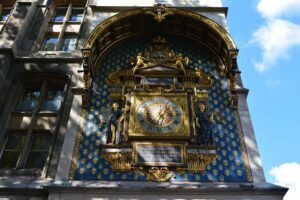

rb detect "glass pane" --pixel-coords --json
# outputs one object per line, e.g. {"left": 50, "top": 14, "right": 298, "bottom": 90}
{"left": 4, "top": 135, "right": 26, "bottom": 150}
{"left": 0, "top": 135, "right": 25, "bottom": 168}
{"left": 30, "top": 134, "right": 51, "bottom": 151}
{"left": 25, "top": 152, "right": 49, "bottom": 169}
{"left": 61, "top": 37, "right": 77, "bottom": 51}
{"left": 70, "top": 9, "right": 84, "bottom": 21}
{"left": 0, "top": 9, "right": 10, "bottom": 21}
{"left": 25, "top": 134, "right": 51, "bottom": 169}
{"left": 41, "top": 90, "right": 63, "bottom": 111}
{"left": 0, "top": 151, "right": 21, "bottom": 168}
{"left": 52, "top": 8, "right": 67, "bottom": 22}
{"left": 42, "top": 37, "right": 58, "bottom": 51}
{"left": 16, "top": 89, "right": 40, "bottom": 111}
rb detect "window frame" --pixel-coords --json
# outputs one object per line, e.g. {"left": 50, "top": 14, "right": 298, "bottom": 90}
{"left": 41, "top": 4, "right": 86, "bottom": 52}
{"left": 0, "top": 6, "right": 13, "bottom": 32}
{"left": 52, "top": 7, "right": 68, "bottom": 22}
{"left": 69, "top": 8, "right": 84, "bottom": 22}
{"left": 0, "top": 73, "right": 69, "bottom": 175}
{"left": 42, "top": 35, "right": 59, "bottom": 51}
{"left": 60, "top": 35, "right": 78, "bottom": 51}
{"left": 14, "top": 77, "right": 66, "bottom": 113}
{"left": 0, "top": 131, "right": 26, "bottom": 169}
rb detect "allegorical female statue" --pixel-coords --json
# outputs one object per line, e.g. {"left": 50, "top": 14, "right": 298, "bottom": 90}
{"left": 103, "top": 102, "right": 128, "bottom": 145}
{"left": 194, "top": 103, "right": 214, "bottom": 145}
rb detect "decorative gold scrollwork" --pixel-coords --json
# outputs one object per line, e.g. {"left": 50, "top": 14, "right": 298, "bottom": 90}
{"left": 196, "top": 70, "right": 213, "bottom": 87}
{"left": 187, "top": 153, "right": 218, "bottom": 173}
{"left": 139, "top": 167, "right": 175, "bottom": 182}
{"left": 102, "top": 152, "right": 132, "bottom": 171}
{"left": 106, "top": 70, "right": 120, "bottom": 85}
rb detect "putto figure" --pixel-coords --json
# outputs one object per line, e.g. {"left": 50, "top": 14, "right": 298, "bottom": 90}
{"left": 132, "top": 53, "right": 149, "bottom": 74}
{"left": 173, "top": 53, "right": 189, "bottom": 75}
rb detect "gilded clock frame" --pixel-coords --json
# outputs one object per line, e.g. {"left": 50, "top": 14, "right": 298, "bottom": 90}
{"left": 136, "top": 97, "right": 182, "bottom": 131}
{"left": 128, "top": 93, "right": 191, "bottom": 139}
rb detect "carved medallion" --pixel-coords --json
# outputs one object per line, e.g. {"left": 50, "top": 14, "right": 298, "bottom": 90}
{"left": 140, "top": 167, "right": 175, "bottom": 182}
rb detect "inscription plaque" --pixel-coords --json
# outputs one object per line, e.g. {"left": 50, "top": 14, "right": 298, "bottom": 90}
{"left": 143, "top": 76, "right": 174, "bottom": 85}
{"left": 133, "top": 142, "right": 186, "bottom": 166}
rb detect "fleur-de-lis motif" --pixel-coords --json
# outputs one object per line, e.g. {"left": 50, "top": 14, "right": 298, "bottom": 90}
{"left": 146, "top": 4, "right": 174, "bottom": 23}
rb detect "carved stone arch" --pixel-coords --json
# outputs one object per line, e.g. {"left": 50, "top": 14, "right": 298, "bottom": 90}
{"left": 84, "top": 7, "right": 237, "bottom": 51}
{"left": 81, "top": 6, "right": 239, "bottom": 108}
{"left": 83, "top": 7, "right": 238, "bottom": 74}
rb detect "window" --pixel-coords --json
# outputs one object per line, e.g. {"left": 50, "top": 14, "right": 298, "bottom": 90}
{"left": 61, "top": 36, "right": 77, "bottom": 51}
{"left": 16, "top": 86, "right": 64, "bottom": 111}
{"left": 0, "top": 8, "right": 11, "bottom": 21}
{"left": 16, "top": 89, "right": 40, "bottom": 111}
{"left": 52, "top": 8, "right": 67, "bottom": 22}
{"left": 15, "top": 80, "right": 65, "bottom": 112}
{"left": 42, "top": 5, "right": 84, "bottom": 51}
{"left": 42, "top": 36, "right": 58, "bottom": 51}
{"left": 41, "top": 89, "right": 63, "bottom": 111}
{"left": 52, "top": 8, "right": 84, "bottom": 23}
{"left": 0, "top": 131, "right": 51, "bottom": 170}
{"left": 69, "top": 9, "right": 84, "bottom": 22}
{"left": 0, "top": 134, "right": 25, "bottom": 169}
{"left": 0, "top": 75, "right": 68, "bottom": 172}
{"left": 24, "top": 133, "right": 51, "bottom": 169}
{"left": 0, "top": 7, "right": 12, "bottom": 31}
{"left": 42, "top": 36, "right": 78, "bottom": 51}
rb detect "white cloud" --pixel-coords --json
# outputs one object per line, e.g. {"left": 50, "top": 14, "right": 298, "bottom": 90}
{"left": 257, "top": 0, "right": 300, "bottom": 19}
{"left": 265, "top": 79, "right": 281, "bottom": 87}
{"left": 269, "top": 162, "right": 300, "bottom": 200}
{"left": 252, "top": 19, "right": 300, "bottom": 72}
{"left": 251, "top": 0, "right": 300, "bottom": 73}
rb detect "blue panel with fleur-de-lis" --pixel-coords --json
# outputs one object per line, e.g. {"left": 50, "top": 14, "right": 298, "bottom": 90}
{"left": 72, "top": 34, "right": 253, "bottom": 182}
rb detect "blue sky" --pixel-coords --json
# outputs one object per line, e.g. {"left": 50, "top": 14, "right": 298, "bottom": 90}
{"left": 223, "top": 0, "right": 300, "bottom": 199}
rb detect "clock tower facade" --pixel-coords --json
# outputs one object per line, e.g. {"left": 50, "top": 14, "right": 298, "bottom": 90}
{"left": 0, "top": 0, "right": 288, "bottom": 199}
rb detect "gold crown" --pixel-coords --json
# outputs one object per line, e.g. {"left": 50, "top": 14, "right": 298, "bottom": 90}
{"left": 152, "top": 36, "right": 167, "bottom": 44}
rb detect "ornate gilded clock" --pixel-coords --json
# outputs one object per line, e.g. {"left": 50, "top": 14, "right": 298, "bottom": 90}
{"left": 136, "top": 97, "right": 182, "bottom": 134}
{"left": 128, "top": 93, "right": 191, "bottom": 139}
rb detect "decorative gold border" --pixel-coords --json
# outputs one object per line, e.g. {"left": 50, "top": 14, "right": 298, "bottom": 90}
{"left": 133, "top": 142, "right": 186, "bottom": 166}
{"left": 234, "top": 111, "right": 253, "bottom": 182}
{"left": 68, "top": 108, "right": 87, "bottom": 179}
{"left": 84, "top": 8, "right": 237, "bottom": 50}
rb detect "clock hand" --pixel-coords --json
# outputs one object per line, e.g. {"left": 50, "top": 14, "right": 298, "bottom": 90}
{"left": 156, "top": 104, "right": 165, "bottom": 125}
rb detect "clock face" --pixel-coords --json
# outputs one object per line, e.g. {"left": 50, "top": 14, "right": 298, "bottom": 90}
{"left": 136, "top": 97, "right": 183, "bottom": 133}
